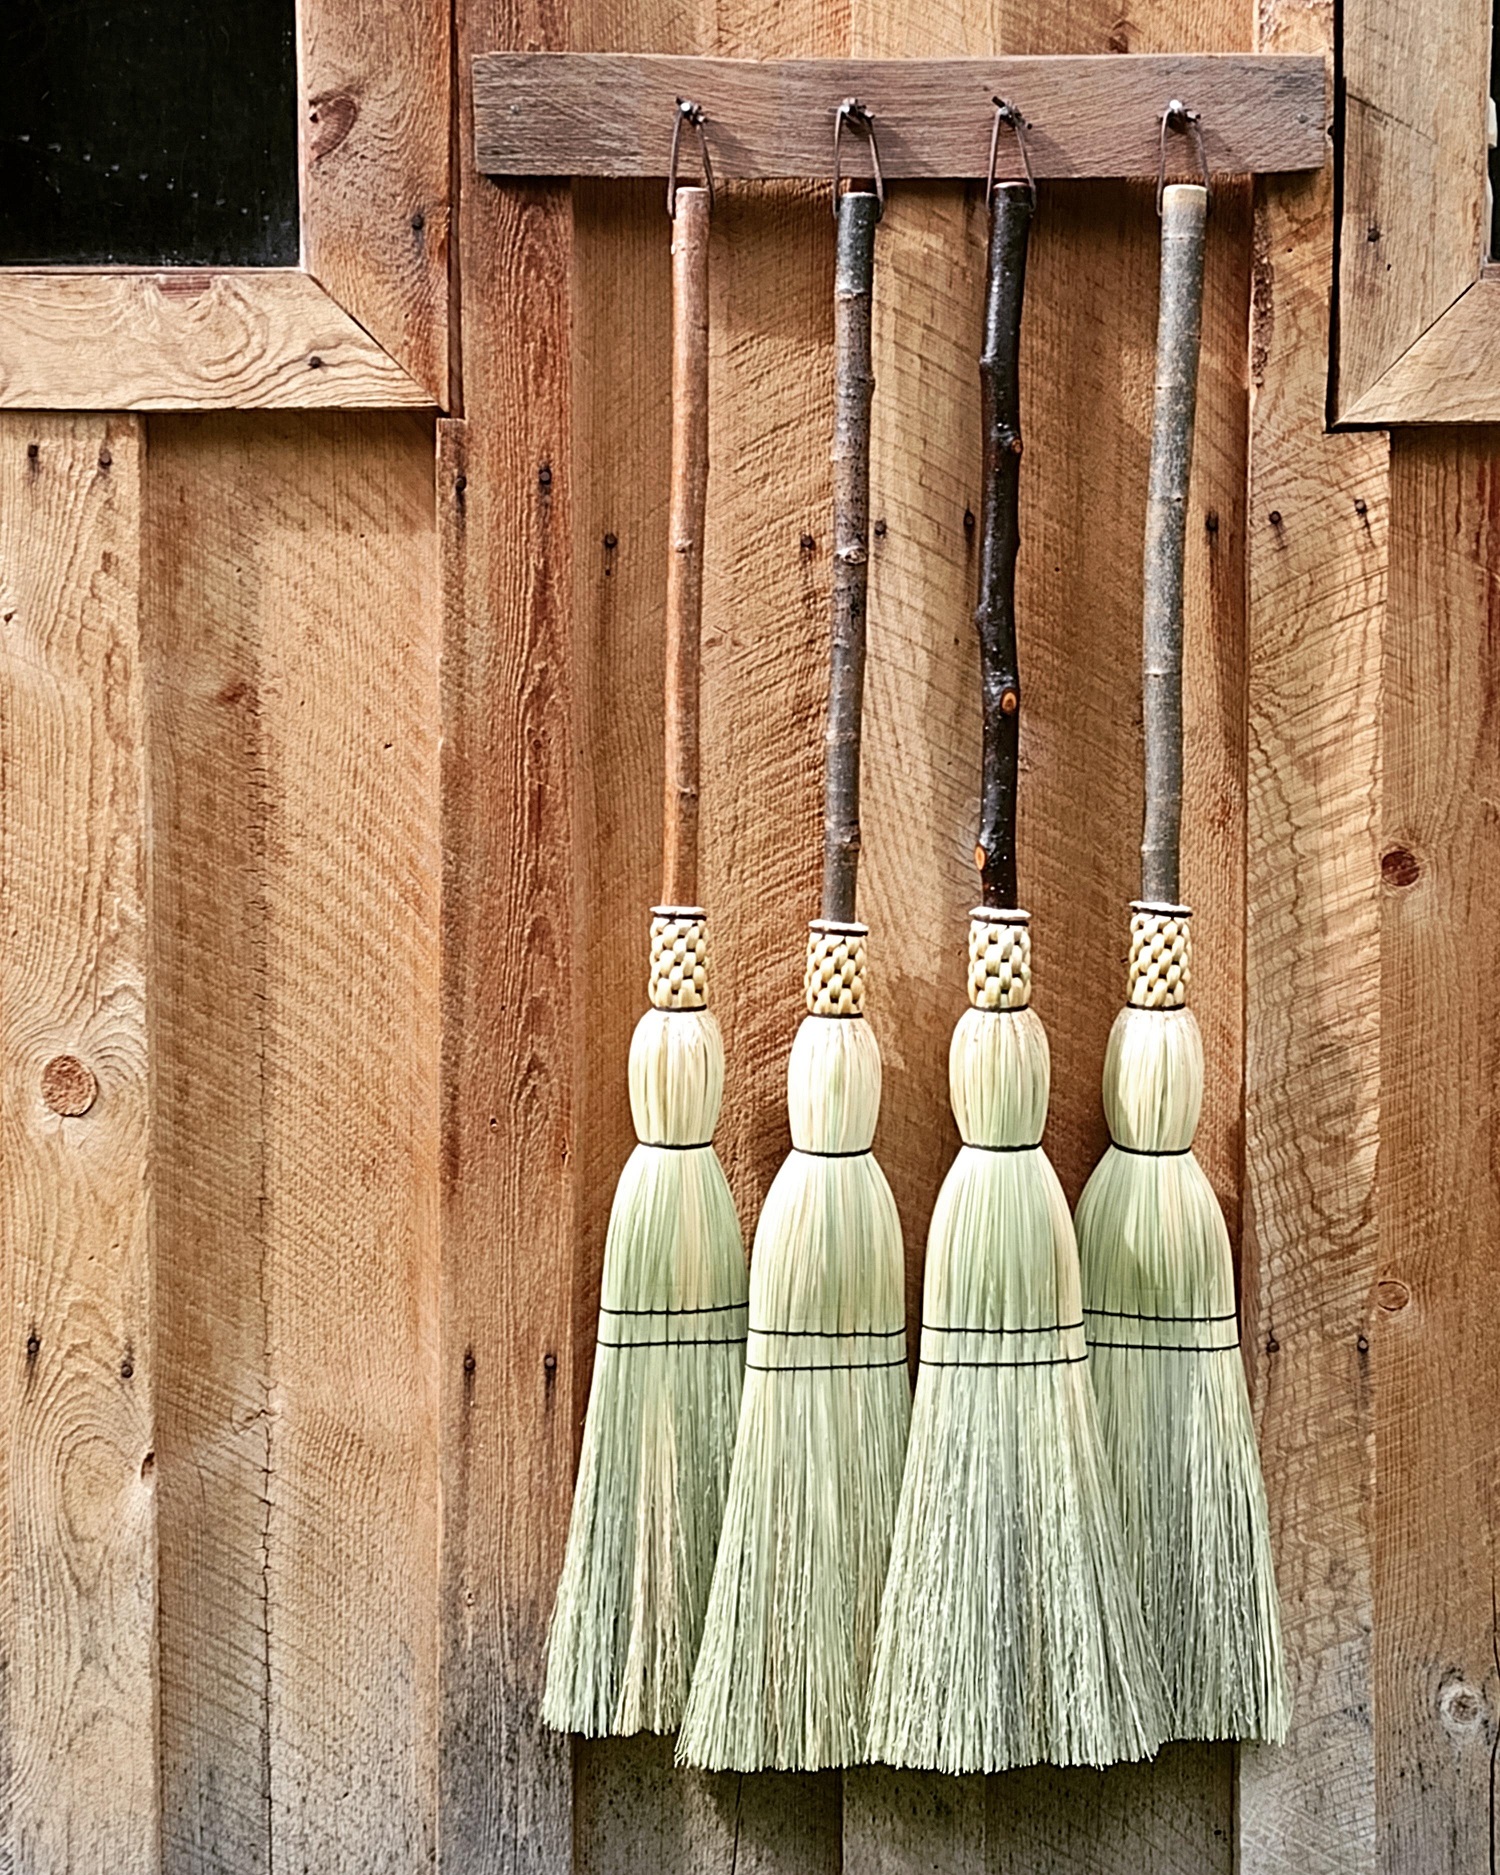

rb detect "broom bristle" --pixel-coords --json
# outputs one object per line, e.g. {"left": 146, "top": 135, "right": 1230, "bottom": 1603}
{"left": 543, "top": 957, "right": 747, "bottom": 1739}
{"left": 1075, "top": 984, "right": 1290, "bottom": 1744}
{"left": 867, "top": 918, "right": 1168, "bottom": 1774}
{"left": 677, "top": 996, "right": 909, "bottom": 1773}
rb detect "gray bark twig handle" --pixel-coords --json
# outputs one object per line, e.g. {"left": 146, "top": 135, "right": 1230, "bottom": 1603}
{"left": 823, "top": 189, "right": 879, "bottom": 925}
{"left": 1140, "top": 181, "right": 1207, "bottom": 905}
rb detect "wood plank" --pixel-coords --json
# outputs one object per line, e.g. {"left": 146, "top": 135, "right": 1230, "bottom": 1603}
{"left": 1341, "top": 281, "right": 1500, "bottom": 427}
{"left": 0, "top": 414, "right": 160, "bottom": 1873}
{"left": 146, "top": 413, "right": 441, "bottom": 1873}
{"left": 1336, "top": 0, "right": 1487, "bottom": 418}
{"left": 1379, "top": 431, "right": 1500, "bottom": 1875}
{"left": 440, "top": 0, "right": 581, "bottom": 1851}
{"left": 1238, "top": 0, "right": 1387, "bottom": 1865}
{"left": 0, "top": 271, "right": 431, "bottom": 412}
{"left": 474, "top": 53, "right": 1327, "bottom": 180}
{"left": 300, "top": 0, "right": 453, "bottom": 403}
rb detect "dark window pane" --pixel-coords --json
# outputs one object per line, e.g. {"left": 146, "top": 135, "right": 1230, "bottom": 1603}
{"left": 1, "top": 1, "right": 299, "bottom": 267}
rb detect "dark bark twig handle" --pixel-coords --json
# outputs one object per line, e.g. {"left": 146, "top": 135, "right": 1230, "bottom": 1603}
{"left": 975, "top": 182, "right": 1033, "bottom": 910}
{"left": 823, "top": 189, "right": 879, "bottom": 925}
{"left": 1140, "top": 182, "right": 1207, "bottom": 905}
{"left": 661, "top": 185, "right": 711, "bottom": 907}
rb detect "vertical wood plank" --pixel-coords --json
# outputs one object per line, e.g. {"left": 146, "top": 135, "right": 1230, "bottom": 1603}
{"left": 1379, "top": 432, "right": 1500, "bottom": 1874}
{"left": 146, "top": 413, "right": 441, "bottom": 1875}
{"left": 1239, "top": 0, "right": 1387, "bottom": 1867}
{"left": 442, "top": 2, "right": 581, "bottom": 1861}
{"left": 0, "top": 414, "right": 160, "bottom": 1874}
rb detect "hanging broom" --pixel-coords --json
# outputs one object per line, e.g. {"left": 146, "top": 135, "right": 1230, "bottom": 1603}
{"left": 865, "top": 135, "right": 1168, "bottom": 1776}
{"left": 543, "top": 158, "right": 750, "bottom": 1740}
{"left": 1072, "top": 145, "right": 1289, "bottom": 1743}
{"left": 678, "top": 135, "right": 909, "bottom": 1775}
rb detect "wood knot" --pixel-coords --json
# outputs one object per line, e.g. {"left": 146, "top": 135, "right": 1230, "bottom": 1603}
{"left": 1439, "top": 1681, "right": 1486, "bottom": 1730}
{"left": 308, "top": 91, "right": 359, "bottom": 163}
{"left": 1381, "top": 845, "right": 1421, "bottom": 890}
{"left": 974, "top": 844, "right": 987, "bottom": 872}
{"left": 1375, "top": 1278, "right": 1410, "bottom": 1312}
{"left": 41, "top": 1055, "right": 97, "bottom": 1116}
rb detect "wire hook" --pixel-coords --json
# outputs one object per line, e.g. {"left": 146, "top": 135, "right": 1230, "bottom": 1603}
{"left": 667, "top": 98, "right": 715, "bottom": 218}
{"left": 986, "top": 98, "right": 1036, "bottom": 211}
{"left": 832, "top": 98, "right": 885, "bottom": 218}
{"left": 1156, "top": 99, "right": 1210, "bottom": 215}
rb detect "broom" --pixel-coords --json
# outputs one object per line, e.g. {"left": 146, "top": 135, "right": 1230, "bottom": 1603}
{"left": 1072, "top": 159, "right": 1290, "bottom": 1743}
{"left": 865, "top": 146, "right": 1168, "bottom": 1776}
{"left": 678, "top": 154, "right": 910, "bottom": 1775}
{"left": 543, "top": 169, "right": 749, "bottom": 1739}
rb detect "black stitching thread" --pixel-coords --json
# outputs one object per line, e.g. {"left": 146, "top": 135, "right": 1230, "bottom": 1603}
{"left": 963, "top": 1140, "right": 1042, "bottom": 1153}
{"left": 598, "top": 1334, "right": 748, "bottom": 1350}
{"left": 750, "top": 1324, "right": 904, "bottom": 1339}
{"left": 746, "top": 1355, "right": 908, "bottom": 1373}
{"left": 793, "top": 1146, "right": 872, "bottom": 1159}
{"left": 1086, "top": 1338, "right": 1241, "bottom": 1353}
{"left": 1084, "top": 1305, "right": 1236, "bottom": 1323}
{"left": 920, "top": 1352, "right": 1089, "bottom": 1369}
{"left": 1108, "top": 1140, "right": 1192, "bottom": 1156}
{"left": 922, "top": 1319, "right": 1084, "bottom": 1336}
{"left": 600, "top": 1300, "right": 748, "bottom": 1317}
{"left": 641, "top": 1139, "right": 714, "bottom": 1150}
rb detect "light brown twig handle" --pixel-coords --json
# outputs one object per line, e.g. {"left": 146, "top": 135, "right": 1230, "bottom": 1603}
{"left": 1140, "top": 181, "right": 1206, "bottom": 905}
{"left": 661, "top": 184, "right": 710, "bottom": 907}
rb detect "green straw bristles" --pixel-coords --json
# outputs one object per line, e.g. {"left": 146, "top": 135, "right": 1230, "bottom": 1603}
{"left": 1074, "top": 905, "right": 1289, "bottom": 1742}
{"left": 677, "top": 924, "right": 910, "bottom": 1772}
{"left": 543, "top": 912, "right": 747, "bottom": 1738}
{"left": 866, "top": 912, "right": 1168, "bottom": 1773}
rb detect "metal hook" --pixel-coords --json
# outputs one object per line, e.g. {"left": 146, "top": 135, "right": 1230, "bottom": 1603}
{"left": 1156, "top": 99, "right": 1210, "bottom": 215}
{"left": 667, "top": 98, "right": 715, "bottom": 218}
{"left": 987, "top": 98, "right": 1036, "bottom": 211}
{"left": 832, "top": 98, "right": 885, "bottom": 219}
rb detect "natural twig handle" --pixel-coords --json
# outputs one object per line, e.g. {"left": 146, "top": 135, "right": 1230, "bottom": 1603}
{"left": 1140, "top": 182, "right": 1207, "bottom": 905}
{"left": 824, "top": 189, "right": 879, "bottom": 925}
{"left": 662, "top": 185, "right": 711, "bottom": 907}
{"left": 975, "top": 183, "right": 1033, "bottom": 910}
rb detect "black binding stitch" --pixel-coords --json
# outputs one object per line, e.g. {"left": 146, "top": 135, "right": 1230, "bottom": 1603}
{"left": 1084, "top": 1304, "right": 1236, "bottom": 1323}
{"left": 921, "top": 1351, "right": 1089, "bottom": 1369}
{"left": 747, "top": 1355, "right": 908, "bottom": 1373}
{"left": 642, "top": 1138, "right": 714, "bottom": 1150}
{"left": 600, "top": 1300, "right": 748, "bottom": 1317}
{"left": 599, "top": 1333, "right": 748, "bottom": 1350}
{"left": 1108, "top": 1140, "right": 1192, "bottom": 1156}
{"left": 963, "top": 1141, "right": 1042, "bottom": 1153}
{"left": 794, "top": 1146, "right": 872, "bottom": 1159}
{"left": 1087, "top": 1337, "right": 1241, "bottom": 1353}
{"left": 923, "top": 1318, "right": 1084, "bottom": 1335}
{"left": 750, "top": 1324, "right": 904, "bottom": 1339}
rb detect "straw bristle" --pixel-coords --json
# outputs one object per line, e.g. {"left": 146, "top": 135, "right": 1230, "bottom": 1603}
{"left": 677, "top": 1012, "right": 909, "bottom": 1772}
{"left": 543, "top": 1004, "right": 746, "bottom": 1738}
{"left": 1074, "top": 1003, "right": 1290, "bottom": 1743}
{"left": 867, "top": 994, "right": 1169, "bottom": 1773}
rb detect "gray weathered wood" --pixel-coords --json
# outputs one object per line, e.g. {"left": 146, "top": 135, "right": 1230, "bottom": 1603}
{"left": 474, "top": 54, "right": 1326, "bottom": 182}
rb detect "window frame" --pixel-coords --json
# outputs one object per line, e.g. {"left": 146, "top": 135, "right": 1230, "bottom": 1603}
{"left": 0, "top": 0, "right": 450, "bottom": 411}
{"left": 1336, "top": 0, "right": 1496, "bottom": 423}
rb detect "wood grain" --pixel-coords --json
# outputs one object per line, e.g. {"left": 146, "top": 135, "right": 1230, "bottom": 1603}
{"left": 1239, "top": 0, "right": 1387, "bottom": 1865}
{"left": 0, "top": 271, "right": 431, "bottom": 412}
{"left": 146, "top": 412, "right": 442, "bottom": 1874}
{"left": 1341, "top": 281, "right": 1500, "bottom": 427}
{"left": 300, "top": 0, "right": 452, "bottom": 403}
{"left": 0, "top": 415, "right": 159, "bottom": 1873}
{"left": 1336, "top": 0, "right": 1488, "bottom": 419}
{"left": 441, "top": 0, "right": 581, "bottom": 1856}
{"left": 1379, "top": 431, "right": 1500, "bottom": 1874}
{"left": 474, "top": 52, "right": 1326, "bottom": 180}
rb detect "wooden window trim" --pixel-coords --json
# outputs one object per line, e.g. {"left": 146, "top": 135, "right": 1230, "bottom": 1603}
{"left": 1336, "top": 0, "right": 1494, "bottom": 424}
{"left": 0, "top": 0, "right": 450, "bottom": 412}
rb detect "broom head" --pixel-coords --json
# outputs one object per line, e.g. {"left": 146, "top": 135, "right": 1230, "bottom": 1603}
{"left": 678, "top": 921, "right": 909, "bottom": 1772}
{"left": 867, "top": 911, "right": 1168, "bottom": 1772}
{"left": 543, "top": 910, "right": 747, "bottom": 1738}
{"left": 1074, "top": 904, "right": 1289, "bottom": 1742}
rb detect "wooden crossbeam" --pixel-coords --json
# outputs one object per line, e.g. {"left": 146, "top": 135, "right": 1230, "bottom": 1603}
{"left": 473, "top": 53, "right": 1326, "bottom": 181}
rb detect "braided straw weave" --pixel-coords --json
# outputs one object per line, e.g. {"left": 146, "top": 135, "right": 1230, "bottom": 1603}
{"left": 967, "top": 909, "right": 1031, "bottom": 1010}
{"left": 803, "top": 920, "right": 867, "bottom": 1017}
{"left": 649, "top": 908, "right": 709, "bottom": 1010}
{"left": 1126, "top": 902, "right": 1191, "bottom": 1010}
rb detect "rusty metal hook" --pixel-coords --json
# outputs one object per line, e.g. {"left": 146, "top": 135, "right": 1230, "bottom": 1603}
{"left": 667, "top": 98, "right": 715, "bottom": 217}
{"left": 1156, "top": 99, "right": 1210, "bottom": 215}
{"left": 832, "top": 98, "right": 885, "bottom": 218}
{"left": 987, "top": 97, "right": 1036, "bottom": 211}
